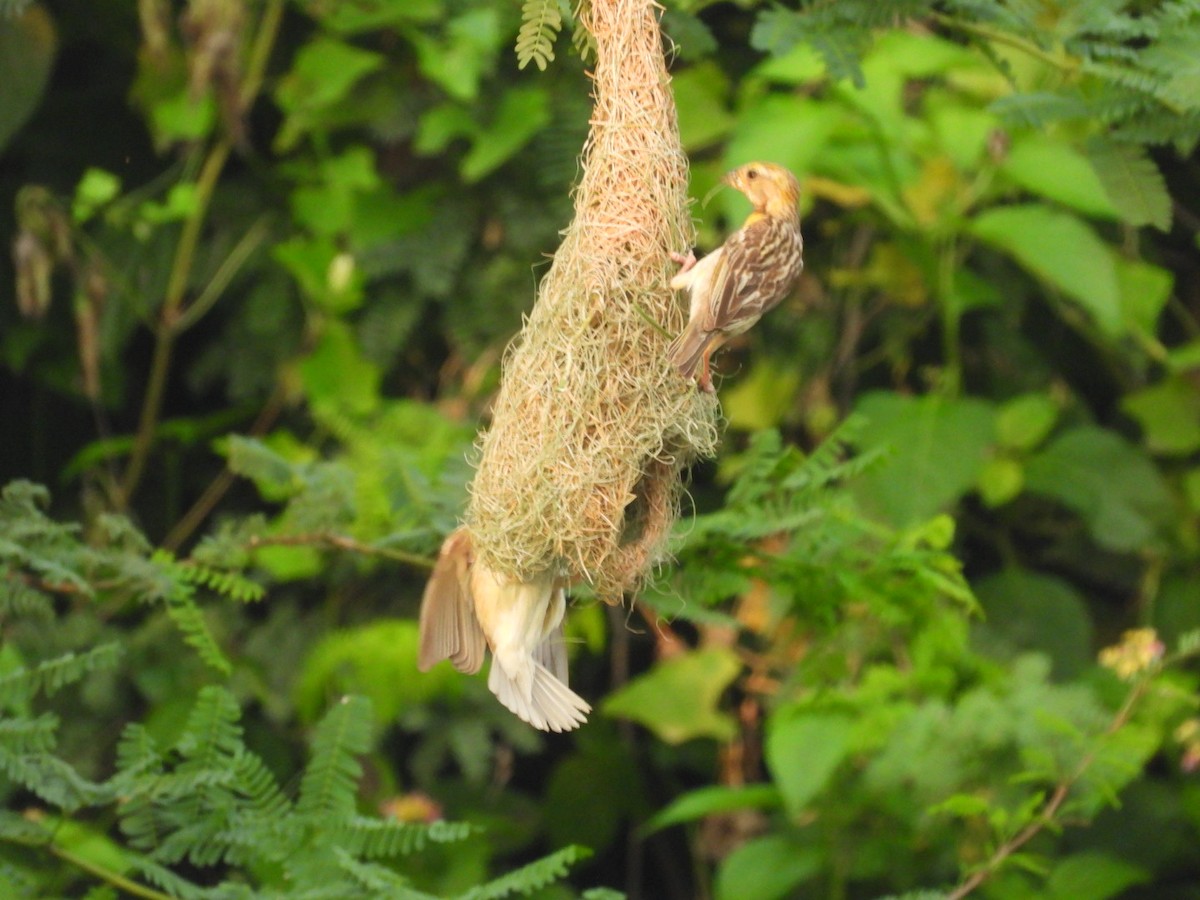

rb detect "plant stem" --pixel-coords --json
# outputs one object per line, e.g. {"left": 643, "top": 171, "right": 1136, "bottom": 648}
{"left": 119, "top": 141, "right": 231, "bottom": 509}
{"left": 117, "top": 0, "right": 285, "bottom": 510}
{"left": 930, "top": 12, "right": 1080, "bottom": 74}
{"left": 939, "top": 238, "right": 961, "bottom": 395}
{"left": 175, "top": 215, "right": 271, "bottom": 334}
{"left": 243, "top": 532, "right": 436, "bottom": 570}
{"left": 2, "top": 835, "right": 178, "bottom": 900}
{"left": 946, "top": 677, "right": 1150, "bottom": 899}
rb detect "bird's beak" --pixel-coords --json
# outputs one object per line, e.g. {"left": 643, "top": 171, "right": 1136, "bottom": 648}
{"left": 721, "top": 170, "right": 739, "bottom": 189}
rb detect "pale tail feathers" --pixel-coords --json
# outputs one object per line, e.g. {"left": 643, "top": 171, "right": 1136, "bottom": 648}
{"left": 417, "top": 529, "right": 486, "bottom": 674}
{"left": 488, "top": 654, "right": 591, "bottom": 733}
{"left": 534, "top": 625, "right": 569, "bottom": 686}
{"left": 667, "top": 323, "right": 714, "bottom": 380}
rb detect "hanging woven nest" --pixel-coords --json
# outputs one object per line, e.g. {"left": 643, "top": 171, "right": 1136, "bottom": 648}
{"left": 464, "top": 0, "right": 719, "bottom": 601}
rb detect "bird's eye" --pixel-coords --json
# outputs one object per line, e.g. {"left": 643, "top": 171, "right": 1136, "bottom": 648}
{"left": 746, "top": 169, "right": 758, "bottom": 179}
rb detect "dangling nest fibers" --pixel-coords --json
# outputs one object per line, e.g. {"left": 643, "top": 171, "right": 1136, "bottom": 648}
{"left": 465, "top": 0, "right": 720, "bottom": 601}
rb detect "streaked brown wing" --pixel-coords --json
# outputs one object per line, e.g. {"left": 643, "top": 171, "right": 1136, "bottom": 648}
{"left": 704, "top": 219, "right": 802, "bottom": 333}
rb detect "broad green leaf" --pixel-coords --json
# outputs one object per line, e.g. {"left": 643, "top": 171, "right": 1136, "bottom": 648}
{"left": 1152, "top": 573, "right": 1200, "bottom": 646}
{"left": 765, "top": 710, "right": 853, "bottom": 817}
{"left": 715, "top": 834, "right": 821, "bottom": 900}
{"left": 1122, "top": 377, "right": 1200, "bottom": 455}
{"left": 1167, "top": 340, "right": 1200, "bottom": 374}
{"left": 661, "top": 9, "right": 718, "bottom": 61}
{"left": 277, "top": 38, "right": 385, "bottom": 112}
{"left": 999, "top": 135, "right": 1118, "bottom": 219}
{"left": 295, "top": 621, "right": 462, "bottom": 722}
{"left": 1024, "top": 427, "right": 1172, "bottom": 552}
{"left": 724, "top": 95, "right": 841, "bottom": 190}
{"left": 273, "top": 235, "right": 363, "bottom": 312}
{"left": 602, "top": 648, "right": 740, "bottom": 744}
{"left": 544, "top": 736, "right": 642, "bottom": 854}
{"left": 409, "top": 9, "right": 500, "bottom": 102}
{"left": 977, "top": 457, "right": 1023, "bottom": 507}
{"left": 1086, "top": 138, "right": 1171, "bottom": 231}
{"left": 996, "top": 393, "right": 1059, "bottom": 451}
{"left": 274, "top": 38, "right": 384, "bottom": 149}
{"left": 72, "top": 169, "right": 121, "bottom": 224}
{"left": 298, "top": 321, "right": 381, "bottom": 418}
{"left": 927, "top": 97, "right": 998, "bottom": 170}
{"left": 290, "top": 148, "right": 381, "bottom": 236}
{"left": 751, "top": 41, "right": 825, "bottom": 85}
{"left": 641, "top": 784, "right": 782, "bottom": 835}
{"left": 673, "top": 63, "right": 734, "bottom": 151}
{"left": 970, "top": 204, "right": 1121, "bottom": 335}
{"left": 414, "top": 103, "right": 477, "bottom": 155}
{"left": 314, "top": 0, "right": 441, "bottom": 32}
{"left": 251, "top": 543, "right": 323, "bottom": 581}
{"left": 1114, "top": 256, "right": 1174, "bottom": 337}
{"left": 0, "top": 6, "right": 56, "bottom": 154}
{"left": 722, "top": 359, "right": 802, "bottom": 431}
{"left": 974, "top": 568, "right": 1094, "bottom": 679}
{"left": 461, "top": 88, "right": 550, "bottom": 183}
{"left": 1046, "top": 852, "right": 1148, "bottom": 900}
{"left": 852, "top": 392, "right": 996, "bottom": 527}
{"left": 150, "top": 90, "right": 216, "bottom": 144}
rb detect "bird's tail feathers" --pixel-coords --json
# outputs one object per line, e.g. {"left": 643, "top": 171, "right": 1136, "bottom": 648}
{"left": 418, "top": 529, "right": 486, "bottom": 674}
{"left": 488, "top": 653, "right": 591, "bottom": 733}
{"left": 668, "top": 324, "right": 711, "bottom": 380}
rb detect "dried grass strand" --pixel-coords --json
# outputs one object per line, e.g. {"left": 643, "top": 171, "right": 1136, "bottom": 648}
{"left": 465, "top": 0, "right": 719, "bottom": 600}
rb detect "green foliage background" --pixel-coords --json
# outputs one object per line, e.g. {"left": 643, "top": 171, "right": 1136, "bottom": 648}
{"left": 1, "top": 0, "right": 1199, "bottom": 897}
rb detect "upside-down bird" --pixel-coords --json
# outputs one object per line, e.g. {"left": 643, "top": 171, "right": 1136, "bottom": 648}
{"left": 417, "top": 528, "right": 591, "bottom": 732}
{"left": 668, "top": 161, "right": 804, "bottom": 392}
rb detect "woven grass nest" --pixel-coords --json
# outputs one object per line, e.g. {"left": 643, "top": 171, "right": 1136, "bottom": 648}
{"left": 464, "top": 0, "right": 719, "bottom": 601}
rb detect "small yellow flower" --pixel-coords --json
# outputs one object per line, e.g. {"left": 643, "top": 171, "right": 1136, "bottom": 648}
{"left": 1098, "top": 628, "right": 1164, "bottom": 680}
{"left": 1175, "top": 718, "right": 1200, "bottom": 744}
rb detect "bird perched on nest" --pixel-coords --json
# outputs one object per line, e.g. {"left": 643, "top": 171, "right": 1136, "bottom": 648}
{"left": 668, "top": 161, "right": 804, "bottom": 392}
{"left": 418, "top": 528, "right": 591, "bottom": 732}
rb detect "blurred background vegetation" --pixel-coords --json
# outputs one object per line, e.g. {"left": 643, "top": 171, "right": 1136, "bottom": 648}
{"left": 1, "top": 0, "right": 1199, "bottom": 897}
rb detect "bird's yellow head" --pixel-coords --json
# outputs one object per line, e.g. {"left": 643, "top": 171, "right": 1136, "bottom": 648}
{"left": 724, "top": 162, "right": 801, "bottom": 221}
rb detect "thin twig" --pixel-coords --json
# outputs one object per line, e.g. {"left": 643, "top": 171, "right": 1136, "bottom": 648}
{"left": 4, "top": 834, "right": 176, "bottom": 900}
{"left": 946, "top": 676, "right": 1151, "bottom": 899}
{"left": 161, "top": 384, "right": 286, "bottom": 552}
{"left": 118, "top": 0, "right": 284, "bottom": 509}
{"left": 244, "top": 532, "right": 435, "bottom": 570}
{"left": 930, "top": 12, "right": 1080, "bottom": 73}
{"left": 175, "top": 215, "right": 272, "bottom": 333}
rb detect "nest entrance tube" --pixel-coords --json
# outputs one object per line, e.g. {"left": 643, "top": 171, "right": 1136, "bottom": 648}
{"left": 465, "top": 0, "right": 719, "bottom": 601}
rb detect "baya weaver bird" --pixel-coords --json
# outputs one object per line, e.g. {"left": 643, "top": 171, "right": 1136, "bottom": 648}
{"left": 418, "top": 528, "right": 590, "bottom": 732}
{"left": 668, "top": 161, "right": 804, "bottom": 392}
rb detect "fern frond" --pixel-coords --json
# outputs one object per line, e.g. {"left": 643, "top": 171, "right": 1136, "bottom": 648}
{"left": 0, "top": 576, "right": 53, "bottom": 621}
{"left": 145, "top": 554, "right": 234, "bottom": 676}
{"left": 178, "top": 686, "right": 244, "bottom": 773}
{"left": 0, "top": 643, "right": 122, "bottom": 708}
{"left": 231, "top": 749, "right": 291, "bottom": 822}
{"left": 0, "top": 749, "right": 109, "bottom": 811}
{"left": 0, "top": 713, "right": 58, "bottom": 754}
{"left": 1082, "top": 59, "right": 1181, "bottom": 107}
{"left": 516, "top": 0, "right": 563, "bottom": 71}
{"left": 458, "top": 844, "right": 592, "bottom": 899}
{"left": 297, "top": 695, "right": 374, "bottom": 820}
{"left": 990, "top": 91, "right": 1092, "bottom": 127}
{"left": 335, "top": 848, "right": 435, "bottom": 896}
{"left": 177, "top": 561, "right": 266, "bottom": 603}
{"left": 125, "top": 855, "right": 209, "bottom": 900}
{"left": 1085, "top": 137, "right": 1172, "bottom": 230}
{"left": 571, "top": 0, "right": 596, "bottom": 63}
{"left": 342, "top": 816, "right": 473, "bottom": 858}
